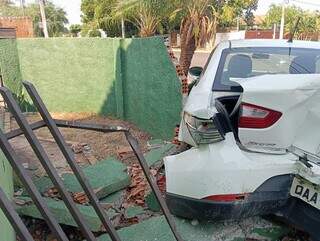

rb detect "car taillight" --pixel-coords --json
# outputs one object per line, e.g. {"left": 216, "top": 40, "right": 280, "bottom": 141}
{"left": 239, "top": 103, "right": 282, "bottom": 129}
{"left": 184, "top": 112, "right": 225, "bottom": 145}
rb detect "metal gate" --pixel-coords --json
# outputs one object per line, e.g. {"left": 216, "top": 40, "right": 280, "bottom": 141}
{"left": 0, "top": 81, "right": 183, "bottom": 241}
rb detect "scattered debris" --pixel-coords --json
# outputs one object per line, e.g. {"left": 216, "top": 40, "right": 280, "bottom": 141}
{"left": 144, "top": 143, "right": 176, "bottom": 167}
{"left": 145, "top": 192, "right": 160, "bottom": 212}
{"left": 96, "top": 216, "right": 290, "bottom": 241}
{"left": 72, "top": 192, "right": 89, "bottom": 205}
{"left": 24, "top": 158, "right": 130, "bottom": 200}
{"left": 16, "top": 197, "right": 118, "bottom": 232}
{"left": 117, "top": 146, "right": 135, "bottom": 160}
{"left": 125, "top": 206, "right": 145, "bottom": 219}
{"left": 8, "top": 113, "right": 300, "bottom": 240}
{"left": 125, "top": 164, "right": 148, "bottom": 207}
{"left": 62, "top": 158, "right": 130, "bottom": 198}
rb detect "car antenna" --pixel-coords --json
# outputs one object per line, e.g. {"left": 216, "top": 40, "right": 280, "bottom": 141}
{"left": 288, "top": 17, "right": 301, "bottom": 43}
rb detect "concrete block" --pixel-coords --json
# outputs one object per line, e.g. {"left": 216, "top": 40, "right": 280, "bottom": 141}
{"left": 62, "top": 158, "right": 130, "bottom": 198}
{"left": 145, "top": 192, "right": 160, "bottom": 212}
{"left": 125, "top": 206, "right": 145, "bottom": 218}
{"left": 16, "top": 197, "right": 117, "bottom": 232}
{"left": 144, "top": 143, "right": 175, "bottom": 167}
{"left": 25, "top": 158, "right": 130, "bottom": 200}
{"left": 96, "top": 216, "right": 289, "bottom": 241}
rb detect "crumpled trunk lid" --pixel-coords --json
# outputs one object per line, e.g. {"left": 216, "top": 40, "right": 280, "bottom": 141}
{"left": 238, "top": 74, "right": 320, "bottom": 155}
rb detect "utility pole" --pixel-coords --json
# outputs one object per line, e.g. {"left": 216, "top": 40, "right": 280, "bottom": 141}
{"left": 121, "top": 18, "right": 125, "bottom": 38}
{"left": 236, "top": 17, "right": 240, "bottom": 32}
{"left": 39, "top": 0, "right": 49, "bottom": 38}
{"left": 19, "top": 0, "right": 25, "bottom": 16}
{"left": 279, "top": 0, "right": 289, "bottom": 39}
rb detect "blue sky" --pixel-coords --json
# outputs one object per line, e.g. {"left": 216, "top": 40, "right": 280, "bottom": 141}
{"left": 17, "top": 0, "right": 320, "bottom": 24}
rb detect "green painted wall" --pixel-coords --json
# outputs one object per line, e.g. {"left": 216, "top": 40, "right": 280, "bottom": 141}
{"left": 0, "top": 39, "right": 18, "bottom": 241}
{"left": 8, "top": 37, "right": 181, "bottom": 139}
{"left": 0, "top": 39, "right": 23, "bottom": 96}
{"left": 121, "top": 38, "right": 182, "bottom": 139}
{"left": 0, "top": 149, "right": 14, "bottom": 241}
{"left": 17, "top": 38, "right": 118, "bottom": 115}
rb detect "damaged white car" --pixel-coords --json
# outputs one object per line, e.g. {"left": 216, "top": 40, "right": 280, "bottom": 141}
{"left": 164, "top": 39, "right": 320, "bottom": 240}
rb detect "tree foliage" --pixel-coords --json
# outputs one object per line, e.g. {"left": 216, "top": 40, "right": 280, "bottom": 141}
{"left": 264, "top": 4, "right": 320, "bottom": 40}
{"left": 81, "top": 0, "right": 124, "bottom": 37}
{"left": 168, "top": 0, "right": 258, "bottom": 73}
{"left": 70, "top": 24, "right": 82, "bottom": 37}
{"left": 80, "top": 0, "right": 258, "bottom": 73}
{"left": 0, "top": 1, "right": 68, "bottom": 37}
{"left": 218, "top": 0, "right": 258, "bottom": 28}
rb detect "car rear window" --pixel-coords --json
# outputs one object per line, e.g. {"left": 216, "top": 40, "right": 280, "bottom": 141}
{"left": 212, "top": 47, "right": 320, "bottom": 92}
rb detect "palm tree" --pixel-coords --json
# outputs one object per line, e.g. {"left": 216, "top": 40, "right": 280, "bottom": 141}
{"left": 112, "top": 0, "right": 170, "bottom": 37}
{"left": 113, "top": 0, "right": 217, "bottom": 73}
{"left": 172, "top": 0, "right": 217, "bottom": 75}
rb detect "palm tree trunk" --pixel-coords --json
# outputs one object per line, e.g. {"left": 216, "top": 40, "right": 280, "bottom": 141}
{"left": 179, "top": 37, "right": 196, "bottom": 75}
{"left": 179, "top": 20, "right": 196, "bottom": 76}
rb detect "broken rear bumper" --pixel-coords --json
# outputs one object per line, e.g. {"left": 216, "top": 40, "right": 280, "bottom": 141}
{"left": 166, "top": 192, "right": 320, "bottom": 241}
{"left": 166, "top": 191, "right": 288, "bottom": 221}
{"left": 278, "top": 197, "right": 320, "bottom": 241}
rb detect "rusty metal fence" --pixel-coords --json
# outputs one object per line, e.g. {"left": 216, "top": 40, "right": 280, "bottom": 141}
{"left": 0, "top": 81, "right": 183, "bottom": 241}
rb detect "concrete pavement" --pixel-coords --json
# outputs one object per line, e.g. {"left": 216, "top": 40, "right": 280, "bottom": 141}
{"left": 173, "top": 49, "right": 212, "bottom": 68}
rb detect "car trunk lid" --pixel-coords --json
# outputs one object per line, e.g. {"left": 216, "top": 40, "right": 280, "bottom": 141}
{"left": 238, "top": 74, "right": 320, "bottom": 155}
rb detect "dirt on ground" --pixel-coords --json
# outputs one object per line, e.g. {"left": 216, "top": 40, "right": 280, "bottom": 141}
{"left": 9, "top": 112, "right": 151, "bottom": 178}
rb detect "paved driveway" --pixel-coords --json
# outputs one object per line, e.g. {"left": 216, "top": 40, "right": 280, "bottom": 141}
{"left": 173, "top": 50, "right": 211, "bottom": 68}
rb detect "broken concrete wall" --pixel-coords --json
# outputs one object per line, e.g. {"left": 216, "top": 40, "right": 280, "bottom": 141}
{"left": 121, "top": 38, "right": 182, "bottom": 139}
{"left": 0, "top": 37, "right": 181, "bottom": 140}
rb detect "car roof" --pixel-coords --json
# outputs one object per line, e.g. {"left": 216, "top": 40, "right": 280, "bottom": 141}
{"left": 219, "top": 39, "right": 320, "bottom": 49}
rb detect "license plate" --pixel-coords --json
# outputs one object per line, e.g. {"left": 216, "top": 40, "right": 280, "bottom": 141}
{"left": 290, "top": 177, "right": 320, "bottom": 210}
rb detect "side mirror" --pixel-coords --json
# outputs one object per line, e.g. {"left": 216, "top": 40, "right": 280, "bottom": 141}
{"left": 188, "top": 66, "right": 203, "bottom": 78}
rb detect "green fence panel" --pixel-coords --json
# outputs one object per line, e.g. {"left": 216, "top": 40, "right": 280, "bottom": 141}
{"left": 0, "top": 39, "right": 23, "bottom": 97}
{"left": 0, "top": 111, "right": 14, "bottom": 241}
{"left": 121, "top": 37, "right": 182, "bottom": 139}
{"left": 0, "top": 37, "right": 182, "bottom": 140}
{"left": 17, "top": 38, "right": 118, "bottom": 115}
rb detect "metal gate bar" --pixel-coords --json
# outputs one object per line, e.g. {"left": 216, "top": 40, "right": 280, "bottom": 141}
{"left": 6, "top": 120, "right": 46, "bottom": 140}
{"left": 0, "top": 83, "right": 183, "bottom": 241}
{"left": 0, "top": 128, "right": 69, "bottom": 241}
{"left": 0, "top": 87, "right": 97, "bottom": 241}
{"left": 125, "top": 132, "right": 183, "bottom": 241}
{"left": 50, "top": 123, "right": 184, "bottom": 241}
{"left": 0, "top": 187, "right": 34, "bottom": 241}
{"left": 54, "top": 119, "right": 128, "bottom": 133}
{"left": 23, "top": 81, "right": 121, "bottom": 241}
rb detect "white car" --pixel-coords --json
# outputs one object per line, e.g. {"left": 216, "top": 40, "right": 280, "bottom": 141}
{"left": 164, "top": 39, "right": 320, "bottom": 240}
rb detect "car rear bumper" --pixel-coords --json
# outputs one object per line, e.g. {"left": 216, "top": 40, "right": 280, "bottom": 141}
{"left": 166, "top": 192, "right": 320, "bottom": 241}
{"left": 166, "top": 192, "right": 288, "bottom": 221}
{"left": 278, "top": 197, "right": 320, "bottom": 241}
